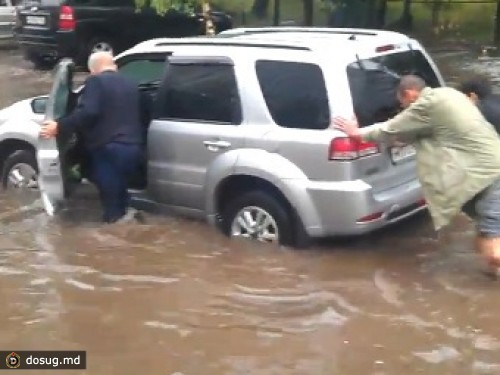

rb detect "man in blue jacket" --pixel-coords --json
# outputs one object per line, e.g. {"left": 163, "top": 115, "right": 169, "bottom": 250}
{"left": 40, "top": 51, "right": 143, "bottom": 224}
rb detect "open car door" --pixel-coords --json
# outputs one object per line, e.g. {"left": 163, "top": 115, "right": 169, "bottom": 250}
{"left": 36, "top": 58, "right": 76, "bottom": 216}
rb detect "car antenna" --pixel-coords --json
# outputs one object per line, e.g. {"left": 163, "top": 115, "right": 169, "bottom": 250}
{"left": 348, "top": 34, "right": 356, "bottom": 41}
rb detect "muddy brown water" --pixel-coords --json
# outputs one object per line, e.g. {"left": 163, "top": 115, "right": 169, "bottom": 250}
{"left": 1, "top": 49, "right": 500, "bottom": 375}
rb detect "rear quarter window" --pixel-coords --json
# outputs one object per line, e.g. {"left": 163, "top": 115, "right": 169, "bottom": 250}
{"left": 347, "top": 50, "right": 441, "bottom": 127}
{"left": 255, "top": 60, "right": 330, "bottom": 130}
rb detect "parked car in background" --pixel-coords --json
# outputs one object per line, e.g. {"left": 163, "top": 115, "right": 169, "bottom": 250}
{"left": 34, "top": 27, "right": 444, "bottom": 246}
{"left": 0, "top": 0, "right": 18, "bottom": 44}
{"left": 14, "top": 0, "right": 232, "bottom": 69}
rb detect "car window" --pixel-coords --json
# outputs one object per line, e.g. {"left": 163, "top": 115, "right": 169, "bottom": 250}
{"left": 117, "top": 56, "right": 168, "bottom": 86}
{"left": 255, "top": 60, "right": 330, "bottom": 130}
{"left": 157, "top": 63, "right": 242, "bottom": 125}
{"left": 347, "top": 50, "right": 441, "bottom": 127}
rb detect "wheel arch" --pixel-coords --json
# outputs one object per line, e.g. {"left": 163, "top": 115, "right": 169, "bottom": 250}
{"left": 205, "top": 149, "right": 323, "bottom": 236}
{"left": 0, "top": 138, "right": 37, "bottom": 176}
{"left": 213, "top": 174, "right": 313, "bottom": 247}
{"left": 215, "top": 174, "right": 293, "bottom": 220}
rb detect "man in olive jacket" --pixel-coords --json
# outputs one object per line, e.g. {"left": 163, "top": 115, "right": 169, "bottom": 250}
{"left": 334, "top": 75, "right": 500, "bottom": 275}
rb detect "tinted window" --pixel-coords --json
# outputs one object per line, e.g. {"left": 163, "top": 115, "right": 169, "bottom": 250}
{"left": 157, "top": 63, "right": 242, "bottom": 124}
{"left": 347, "top": 50, "right": 440, "bottom": 127}
{"left": 117, "top": 56, "right": 167, "bottom": 85}
{"left": 255, "top": 60, "right": 330, "bottom": 130}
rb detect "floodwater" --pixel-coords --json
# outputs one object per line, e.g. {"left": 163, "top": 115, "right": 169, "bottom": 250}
{"left": 1, "top": 47, "right": 500, "bottom": 375}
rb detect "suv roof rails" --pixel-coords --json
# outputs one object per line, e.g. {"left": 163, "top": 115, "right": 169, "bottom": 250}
{"left": 219, "top": 27, "right": 378, "bottom": 37}
{"left": 154, "top": 39, "right": 311, "bottom": 51}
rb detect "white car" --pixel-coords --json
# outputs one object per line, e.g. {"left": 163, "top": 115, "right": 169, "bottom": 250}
{"left": 0, "top": 94, "right": 46, "bottom": 191}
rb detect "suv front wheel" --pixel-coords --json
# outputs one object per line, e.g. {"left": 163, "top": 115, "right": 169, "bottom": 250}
{"left": 221, "top": 190, "right": 295, "bottom": 246}
{"left": 1, "top": 150, "right": 39, "bottom": 191}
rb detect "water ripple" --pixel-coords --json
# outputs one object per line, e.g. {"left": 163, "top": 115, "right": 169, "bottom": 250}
{"left": 65, "top": 278, "right": 96, "bottom": 291}
{"left": 0, "top": 266, "right": 27, "bottom": 275}
{"left": 144, "top": 321, "right": 191, "bottom": 337}
{"left": 100, "top": 273, "right": 179, "bottom": 284}
{"left": 413, "top": 345, "right": 461, "bottom": 364}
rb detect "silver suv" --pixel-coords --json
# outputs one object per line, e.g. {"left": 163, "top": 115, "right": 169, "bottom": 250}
{"left": 37, "top": 27, "right": 445, "bottom": 247}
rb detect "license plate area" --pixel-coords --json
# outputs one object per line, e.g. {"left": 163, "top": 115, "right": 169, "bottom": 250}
{"left": 25, "top": 15, "right": 46, "bottom": 26}
{"left": 390, "top": 144, "right": 416, "bottom": 164}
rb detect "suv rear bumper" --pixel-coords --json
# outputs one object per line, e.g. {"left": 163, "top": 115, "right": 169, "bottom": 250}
{"left": 293, "top": 177, "right": 426, "bottom": 237}
{"left": 17, "top": 31, "right": 78, "bottom": 60}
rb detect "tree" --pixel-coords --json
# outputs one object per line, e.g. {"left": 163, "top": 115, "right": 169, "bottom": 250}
{"left": 251, "top": 0, "right": 269, "bottom": 18}
{"left": 134, "top": 0, "right": 198, "bottom": 15}
{"left": 135, "top": 0, "right": 215, "bottom": 34}
{"left": 303, "top": 0, "right": 314, "bottom": 26}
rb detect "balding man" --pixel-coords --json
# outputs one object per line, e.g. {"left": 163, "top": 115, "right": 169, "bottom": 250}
{"left": 40, "top": 51, "right": 143, "bottom": 224}
{"left": 334, "top": 75, "right": 500, "bottom": 277}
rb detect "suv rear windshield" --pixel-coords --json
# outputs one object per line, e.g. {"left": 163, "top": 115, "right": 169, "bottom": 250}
{"left": 347, "top": 50, "right": 440, "bottom": 127}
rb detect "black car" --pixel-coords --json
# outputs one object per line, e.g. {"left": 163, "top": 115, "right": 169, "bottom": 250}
{"left": 14, "top": 0, "right": 232, "bottom": 69}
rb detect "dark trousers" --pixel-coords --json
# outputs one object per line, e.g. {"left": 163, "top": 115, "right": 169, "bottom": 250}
{"left": 90, "top": 142, "right": 142, "bottom": 223}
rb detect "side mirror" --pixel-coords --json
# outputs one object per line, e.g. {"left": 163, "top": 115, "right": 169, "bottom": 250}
{"left": 31, "top": 96, "right": 48, "bottom": 114}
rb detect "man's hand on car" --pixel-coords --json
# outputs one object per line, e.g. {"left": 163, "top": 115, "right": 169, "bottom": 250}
{"left": 40, "top": 120, "right": 59, "bottom": 139}
{"left": 331, "top": 116, "right": 361, "bottom": 138}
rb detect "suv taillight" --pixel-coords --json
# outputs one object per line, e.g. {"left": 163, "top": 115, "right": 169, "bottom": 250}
{"left": 59, "top": 6, "right": 76, "bottom": 31}
{"left": 329, "top": 137, "right": 380, "bottom": 161}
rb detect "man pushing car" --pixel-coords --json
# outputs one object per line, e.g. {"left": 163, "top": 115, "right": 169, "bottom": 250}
{"left": 334, "top": 75, "right": 500, "bottom": 277}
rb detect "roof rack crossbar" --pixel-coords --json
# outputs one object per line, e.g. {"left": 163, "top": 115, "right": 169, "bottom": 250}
{"left": 224, "top": 28, "right": 378, "bottom": 37}
{"left": 154, "top": 41, "right": 310, "bottom": 51}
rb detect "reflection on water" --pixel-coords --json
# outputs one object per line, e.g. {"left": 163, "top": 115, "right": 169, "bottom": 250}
{"left": 1, "top": 48, "right": 500, "bottom": 374}
{"left": 434, "top": 47, "right": 500, "bottom": 90}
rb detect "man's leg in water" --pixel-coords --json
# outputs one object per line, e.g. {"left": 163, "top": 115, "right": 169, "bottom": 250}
{"left": 474, "top": 178, "right": 500, "bottom": 276}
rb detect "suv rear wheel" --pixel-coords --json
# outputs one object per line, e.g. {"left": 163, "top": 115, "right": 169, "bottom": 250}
{"left": 221, "top": 190, "right": 294, "bottom": 246}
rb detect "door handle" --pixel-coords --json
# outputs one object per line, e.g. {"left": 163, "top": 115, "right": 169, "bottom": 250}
{"left": 203, "top": 140, "right": 231, "bottom": 150}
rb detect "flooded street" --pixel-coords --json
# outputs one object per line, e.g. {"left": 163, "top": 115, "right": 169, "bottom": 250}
{"left": 1, "top": 48, "right": 500, "bottom": 375}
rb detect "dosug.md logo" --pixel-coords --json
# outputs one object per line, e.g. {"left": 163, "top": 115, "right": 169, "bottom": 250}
{"left": 6, "top": 352, "right": 21, "bottom": 369}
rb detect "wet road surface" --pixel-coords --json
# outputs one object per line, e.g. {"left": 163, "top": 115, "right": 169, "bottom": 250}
{"left": 1, "top": 49, "right": 500, "bottom": 375}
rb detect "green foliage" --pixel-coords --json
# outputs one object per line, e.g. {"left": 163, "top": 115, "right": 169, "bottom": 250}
{"left": 135, "top": 0, "right": 198, "bottom": 15}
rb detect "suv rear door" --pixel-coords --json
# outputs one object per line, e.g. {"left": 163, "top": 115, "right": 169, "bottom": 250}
{"left": 147, "top": 55, "right": 245, "bottom": 211}
{"left": 37, "top": 57, "right": 76, "bottom": 215}
{"left": 345, "top": 44, "right": 443, "bottom": 192}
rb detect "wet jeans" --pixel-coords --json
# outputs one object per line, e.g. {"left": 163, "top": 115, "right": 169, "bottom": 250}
{"left": 90, "top": 142, "right": 142, "bottom": 223}
{"left": 462, "top": 178, "right": 500, "bottom": 237}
